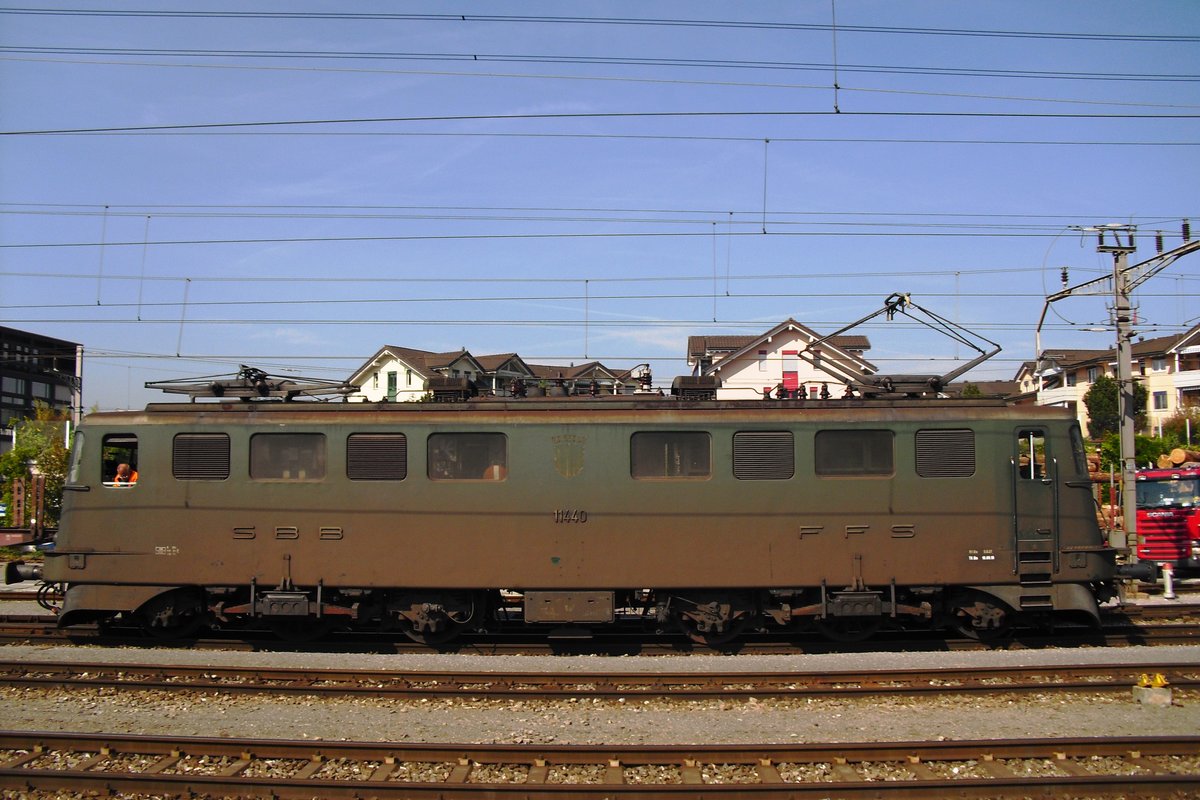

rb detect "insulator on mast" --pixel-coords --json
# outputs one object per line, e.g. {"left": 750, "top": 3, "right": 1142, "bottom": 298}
{"left": 1060, "top": 267, "right": 1069, "bottom": 289}
{"left": 1184, "top": 218, "right": 1192, "bottom": 242}
{"left": 1156, "top": 231, "right": 1164, "bottom": 253}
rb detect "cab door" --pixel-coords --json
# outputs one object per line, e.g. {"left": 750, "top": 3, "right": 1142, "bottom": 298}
{"left": 1012, "top": 428, "right": 1059, "bottom": 579}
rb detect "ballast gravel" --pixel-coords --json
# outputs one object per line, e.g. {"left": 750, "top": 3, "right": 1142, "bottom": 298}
{"left": 1, "top": 643, "right": 1198, "bottom": 746}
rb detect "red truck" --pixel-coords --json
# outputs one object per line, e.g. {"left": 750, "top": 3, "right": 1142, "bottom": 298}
{"left": 1136, "top": 466, "right": 1200, "bottom": 575}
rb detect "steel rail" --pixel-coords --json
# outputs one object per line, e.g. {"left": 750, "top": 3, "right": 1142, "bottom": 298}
{"left": 2, "top": 659, "right": 1198, "bottom": 700}
{"left": 1, "top": 612, "right": 1199, "bottom": 651}
{"left": 1, "top": 730, "right": 1197, "bottom": 798}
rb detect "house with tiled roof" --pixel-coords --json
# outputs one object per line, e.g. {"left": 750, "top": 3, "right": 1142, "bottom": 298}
{"left": 1016, "top": 323, "right": 1200, "bottom": 437}
{"left": 687, "top": 319, "right": 876, "bottom": 400}
{"left": 348, "top": 346, "right": 536, "bottom": 402}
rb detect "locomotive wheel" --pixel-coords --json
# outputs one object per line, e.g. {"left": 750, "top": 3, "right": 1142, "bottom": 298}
{"left": 136, "top": 589, "right": 207, "bottom": 640}
{"left": 814, "top": 615, "right": 881, "bottom": 643}
{"left": 949, "top": 591, "right": 1012, "bottom": 641}
{"left": 671, "top": 594, "right": 754, "bottom": 647}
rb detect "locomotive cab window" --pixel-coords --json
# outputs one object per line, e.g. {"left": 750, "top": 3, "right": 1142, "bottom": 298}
{"left": 814, "top": 430, "right": 893, "bottom": 477}
{"left": 250, "top": 433, "right": 326, "bottom": 481}
{"left": 1016, "top": 429, "right": 1046, "bottom": 480}
{"left": 631, "top": 432, "right": 711, "bottom": 479}
{"left": 428, "top": 433, "right": 507, "bottom": 481}
{"left": 101, "top": 433, "right": 139, "bottom": 487}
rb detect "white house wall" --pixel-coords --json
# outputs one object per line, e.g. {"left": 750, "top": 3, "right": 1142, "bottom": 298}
{"left": 353, "top": 356, "right": 428, "bottom": 403}
{"left": 713, "top": 340, "right": 856, "bottom": 400}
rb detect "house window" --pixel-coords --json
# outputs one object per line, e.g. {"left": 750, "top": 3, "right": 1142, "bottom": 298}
{"left": 1154, "top": 391, "right": 1169, "bottom": 411}
{"left": 757, "top": 350, "right": 768, "bottom": 371}
{"left": 406, "top": 369, "right": 413, "bottom": 387}
{"left": 386, "top": 371, "right": 397, "bottom": 401}
{"left": 1152, "top": 358, "right": 1166, "bottom": 372}
{"left": 1087, "top": 366, "right": 1100, "bottom": 383}
{"left": 1065, "top": 373, "right": 1077, "bottom": 387}
{"left": 372, "top": 372, "right": 379, "bottom": 390}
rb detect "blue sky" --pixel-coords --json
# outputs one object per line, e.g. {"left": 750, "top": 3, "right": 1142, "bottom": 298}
{"left": 1, "top": 1, "right": 1197, "bottom": 409}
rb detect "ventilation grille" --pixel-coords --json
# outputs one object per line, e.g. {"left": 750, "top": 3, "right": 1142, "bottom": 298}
{"left": 347, "top": 433, "right": 408, "bottom": 480}
{"left": 733, "top": 431, "right": 795, "bottom": 480}
{"left": 172, "top": 434, "right": 230, "bottom": 480}
{"left": 915, "top": 429, "right": 976, "bottom": 478}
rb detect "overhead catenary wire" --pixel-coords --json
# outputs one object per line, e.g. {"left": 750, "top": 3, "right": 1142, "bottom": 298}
{"left": 1, "top": 8, "right": 1195, "bottom": 43}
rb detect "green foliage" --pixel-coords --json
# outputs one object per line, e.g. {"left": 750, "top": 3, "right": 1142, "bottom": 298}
{"left": 1160, "top": 406, "right": 1200, "bottom": 446}
{"left": 960, "top": 382, "right": 982, "bottom": 398}
{"left": 1098, "top": 432, "right": 1172, "bottom": 471}
{"left": 1083, "top": 375, "right": 1148, "bottom": 439}
{"left": 0, "top": 404, "right": 71, "bottom": 527}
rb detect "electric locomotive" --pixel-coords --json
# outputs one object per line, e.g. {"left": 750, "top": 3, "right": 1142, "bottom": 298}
{"left": 11, "top": 372, "right": 1126, "bottom": 646}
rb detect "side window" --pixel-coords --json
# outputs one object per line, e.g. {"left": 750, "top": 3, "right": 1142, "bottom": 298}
{"left": 348, "top": 433, "right": 408, "bottom": 480}
{"left": 915, "top": 429, "right": 975, "bottom": 478}
{"left": 250, "top": 433, "right": 325, "bottom": 481}
{"left": 101, "top": 433, "right": 139, "bottom": 487}
{"left": 1016, "top": 429, "right": 1046, "bottom": 480}
{"left": 815, "top": 430, "right": 893, "bottom": 477}
{"left": 173, "top": 433, "right": 230, "bottom": 480}
{"left": 733, "top": 431, "right": 794, "bottom": 480}
{"left": 428, "top": 433, "right": 506, "bottom": 480}
{"left": 631, "top": 432, "right": 711, "bottom": 479}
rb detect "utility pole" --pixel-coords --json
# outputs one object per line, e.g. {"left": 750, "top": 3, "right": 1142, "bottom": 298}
{"left": 1095, "top": 225, "right": 1138, "bottom": 551}
{"left": 1034, "top": 220, "right": 1199, "bottom": 560}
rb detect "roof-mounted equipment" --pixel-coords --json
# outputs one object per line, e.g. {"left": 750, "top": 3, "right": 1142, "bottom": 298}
{"left": 146, "top": 365, "right": 357, "bottom": 402}
{"left": 808, "top": 293, "right": 1001, "bottom": 398}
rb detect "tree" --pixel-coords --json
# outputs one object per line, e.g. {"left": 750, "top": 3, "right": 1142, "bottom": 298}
{"left": 1099, "top": 432, "right": 1171, "bottom": 471}
{"left": 0, "top": 403, "right": 71, "bottom": 528}
{"left": 1082, "top": 375, "right": 1147, "bottom": 439}
{"left": 960, "top": 382, "right": 982, "bottom": 398}
{"left": 1160, "top": 405, "right": 1200, "bottom": 447}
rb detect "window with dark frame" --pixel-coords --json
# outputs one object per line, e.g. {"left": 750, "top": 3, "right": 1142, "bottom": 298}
{"left": 814, "top": 430, "right": 893, "bottom": 476}
{"left": 428, "top": 432, "right": 507, "bottom": 480}
{"left": 250, "top": 433, "right": 326, "bottom": 481}
{"left": 1016, "top": 429, "right": 1046, "bottom": 480}
{"left": 101, "top": 433, "right": 139, "bottom": 487}
{"left": 631, "top": 431, "right": 711, "bottom": 479}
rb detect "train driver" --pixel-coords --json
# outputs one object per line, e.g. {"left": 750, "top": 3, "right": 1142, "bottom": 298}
{"left": 114, "top": 463, "right": 139, "bottom": 486}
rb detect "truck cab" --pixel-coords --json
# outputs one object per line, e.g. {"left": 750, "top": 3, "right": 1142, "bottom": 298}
{"left": 1136, "top": 467, "right": 1200, "bottom": 575}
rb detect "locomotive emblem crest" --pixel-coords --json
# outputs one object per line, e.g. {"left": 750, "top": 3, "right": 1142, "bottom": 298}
{"left": 552, "top": 435, "right": 586, "bottom": 478}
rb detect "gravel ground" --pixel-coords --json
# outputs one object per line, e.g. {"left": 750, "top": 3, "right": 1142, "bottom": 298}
{"left": 2, "top": 643, "right": 1198, "bottom": 746}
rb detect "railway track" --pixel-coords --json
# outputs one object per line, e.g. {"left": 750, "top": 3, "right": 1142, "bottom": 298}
{"left": 1, "top": 730, "right": 1197, "bottom": 797}
{"left": 3, "top": 658, "right": 1198, "bottom": 701}
{"left": 3, "top": 612, "right": 1200, "bottom": 652}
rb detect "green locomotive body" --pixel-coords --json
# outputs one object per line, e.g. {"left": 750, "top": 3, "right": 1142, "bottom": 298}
{"left": 37, "top": 395, "right": 1119, "bottom": 644}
